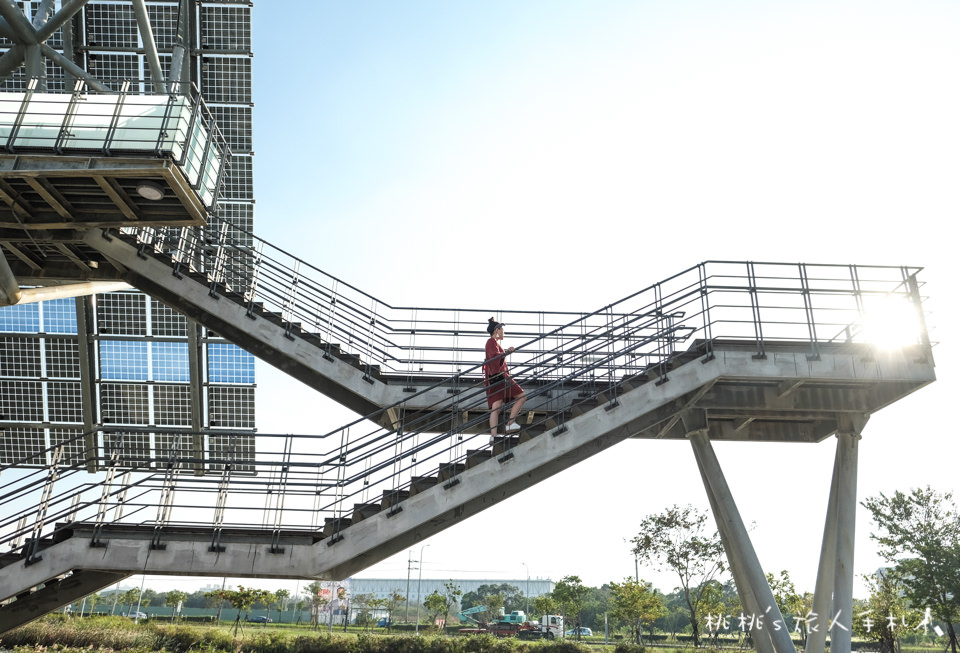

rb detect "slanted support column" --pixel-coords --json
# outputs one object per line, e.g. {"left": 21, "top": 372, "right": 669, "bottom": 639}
{"left": 696, "top": 458, "right": 776, "bottom": 653}
{"left": 806, "top": 455, "right": 838, "bottom": 653}
{"left": 684, "top": 410, "right": 795, "bottom": 653}
{"left": 807, "top": 417, "right": 865, "bottom": 653}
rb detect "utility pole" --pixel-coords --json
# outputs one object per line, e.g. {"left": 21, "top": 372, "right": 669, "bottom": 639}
{"left": 522, "top": 562, "right": 530, "bottom": 614}
{"left": 415, "top": 543, "right": 430, "bottom": 634}
{"left": 405, "top": 550, "right": 415, "bottom": 623}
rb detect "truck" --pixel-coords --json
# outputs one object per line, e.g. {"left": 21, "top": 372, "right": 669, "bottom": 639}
{"left": 456, "top": 607, "right": 563, "bottom": 639}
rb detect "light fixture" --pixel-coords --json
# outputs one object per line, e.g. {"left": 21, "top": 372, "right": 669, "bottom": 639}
{"left": 136, "top": 181, "right": 164, "bottom": 201}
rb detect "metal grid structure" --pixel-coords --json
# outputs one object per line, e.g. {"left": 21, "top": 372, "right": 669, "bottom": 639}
{"left": 0, "top": 0, "right": 256, "bottom": 469}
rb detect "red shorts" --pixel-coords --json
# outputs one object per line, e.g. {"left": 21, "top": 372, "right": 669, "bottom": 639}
{"left": 486, "top": 374, "right": 524, "bottom": 408}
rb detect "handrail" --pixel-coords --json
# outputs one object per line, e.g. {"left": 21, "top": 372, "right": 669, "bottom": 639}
{"left": 124, "top": 221, "right": 929, "bottom": 382}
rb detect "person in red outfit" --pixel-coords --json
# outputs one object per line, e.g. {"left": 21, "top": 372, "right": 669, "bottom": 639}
{"left": 484, "top": 317, "right": 526, "bottom": 439}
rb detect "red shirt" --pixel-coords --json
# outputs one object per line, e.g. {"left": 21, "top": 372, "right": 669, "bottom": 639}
{"left": 485, "top": 337, "right": 508, "bottom": 379}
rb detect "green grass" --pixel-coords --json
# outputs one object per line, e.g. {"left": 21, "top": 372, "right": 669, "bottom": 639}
{"left": 0, "top": 616, "right": 607, "bottom": 653}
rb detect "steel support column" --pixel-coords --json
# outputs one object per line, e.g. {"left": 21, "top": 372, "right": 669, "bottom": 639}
{"left": 804, "top": 417, "right": 865, "bottom": 653}
{"left": 187, "top": 319, "right": 205, "bottom": 473}
{"left": 75, "top": 295, "right": 99, "bottom": 472}
{"left": 696, "top": 456, "right": 776, "bottom": 653}
{"left": 832, "top": 424, "right": 862, "bottom": 653}
{"left": 686, "top": 410, "right": 795, "bottom": 653}
{"left": 805, "top": 454, "right": 838, "bottom": 653}
{"left": 131, "top": 0, "right": 167, "bottom": 94}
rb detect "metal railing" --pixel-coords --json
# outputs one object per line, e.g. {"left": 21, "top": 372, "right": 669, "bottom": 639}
{"left": 0, "top": 258, "right": 930, "bottom": 559}
{"left": 124, "top": 220, "right": 931, "bottom": 383}
{"left": 0, "top": 78, "right": 230, "bottom": 210}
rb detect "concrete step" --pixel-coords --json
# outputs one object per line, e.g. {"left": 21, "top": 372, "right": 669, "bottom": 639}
{"left": 465, "top": 449, "right": 492, "bottom": 469}
{"left": 350, "top": 502, "right": 382, "bottom": 523}
{"left": 409, "top": 476, "right": 437, "bottom": 496}
{"left": 381, "top": 489, "right": 409, "bottom": 508}
{"left": 322, "top": 517, "right": 352, "bottom": 537}
{"left": 437, "top": 462, "right": 464, "bottom": 482}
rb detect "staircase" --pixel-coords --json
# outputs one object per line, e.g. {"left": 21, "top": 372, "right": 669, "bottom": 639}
{"left": 0, "top": 227, "right": 937, "bottom": 634}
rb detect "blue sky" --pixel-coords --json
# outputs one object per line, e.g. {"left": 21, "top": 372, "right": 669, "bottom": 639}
{"left": 237, "top": 0, "right": 960, "bottom": 597}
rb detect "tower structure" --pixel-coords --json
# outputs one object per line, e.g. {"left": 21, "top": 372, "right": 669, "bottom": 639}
{"left": 0, "top": 0, "right": 255, "bottom": 468}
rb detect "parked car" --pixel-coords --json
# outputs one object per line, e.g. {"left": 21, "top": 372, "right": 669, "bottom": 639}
{"left": 377, "top": 617, "right": 393, "bottom": 627}
{"left": 247, "top": 615, "right": 273, "bottom": 623}
{"left": 128, "top": 611, "right": 148, "bottom": 620}
{"left": 565, "top": 627, "right": 592, "bottom": 637}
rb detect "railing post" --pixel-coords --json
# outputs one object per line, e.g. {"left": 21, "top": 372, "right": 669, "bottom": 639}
{"left": 103, "top": 80, "right": 131, "bottom": 155}
{"left": 207, "top": 222, "right": 229, "bottom": 297}
{"left": 268, "top": 436, "right": 293, "bottom": 554}
{"left": 799, "top": 262, "right": 822, "bottom": 360}
{"left": 179, "top": 85, "right": 201, "bottom": 166}
{"left": 91, "top": 449, "right": 121, "bottom": 548}
{"left": 151, "top": 433, "right": 183, "bottom": 550}
{"left": 904, "top": 267, "right": 933, "bottom": 359}
{"left": 23, "top": 444, "right": 64, "bottom": 565}
{"left": 209, "top": 441, "right": 235, "bottom": 552}
{"left": 698, "top": 262, "right": 715, "bottom": 361}
{"left": 55, "top": 78, "right": 85, "bottom": 154}
{"left": 747, "top": 261, "right": 767, "bottom": 359}
{"left": 244, "top": 240, "right": 264, "bottom": 317}
{"left": 155, "top": 90, "right": 179, "bottom": 156}
{"left": 282, "top": 260, "right": 301, "bottom": 340}
{"left": 6, "top": 76, "right": 38, "bottom": 152}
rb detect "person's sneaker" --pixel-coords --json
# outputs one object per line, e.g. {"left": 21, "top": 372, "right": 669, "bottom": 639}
{"left": 505, "top": 422, "right": 521, "bottom": 432}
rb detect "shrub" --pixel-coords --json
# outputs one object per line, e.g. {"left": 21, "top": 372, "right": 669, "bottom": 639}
{"left": 614, "top": 643, "right": 645, "bottom": 653}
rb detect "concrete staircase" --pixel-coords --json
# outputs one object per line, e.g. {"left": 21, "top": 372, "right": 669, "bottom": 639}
{"left": 0, "top": 336, "right": 935, "bottom": 634}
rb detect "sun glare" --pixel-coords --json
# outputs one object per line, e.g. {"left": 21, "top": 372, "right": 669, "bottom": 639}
{"left": 860, "top": 295, "right": 922, "bottom": 350}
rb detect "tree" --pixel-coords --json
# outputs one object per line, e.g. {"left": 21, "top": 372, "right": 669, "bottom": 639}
{"left": 141, "top": 588, "right": 161, "bottom": 607}
{"left": 553, "top": 575, "right": 588, "bottom": 631}
{"left": 656, "top": 590, "right": 692, "bottom": 640}
{"left": 184, "top": 589, "right": 214, "bottom": 609}
{"left": 385, "top": 590, "right": 404, "bottom": 629}
{"left": 260, "top": 591, "right": 276, "bottom": 624}
{"left": 119, "top": 588, "right": 141, "bottom": 616}
{"left": 766, "top": 570, "right": 810, "bottom": 645}
{"left": 533, "top": 594, "right": 559, "bottom": 617}
{"left": 853, "top": 572, "right": 910, "bottom": 653}
{"left": 303, "top": 581, "right": 330, "bottom": 628}
{"left": 275, "top": 589, "right": 290, "bottom": 623}
{"left": 697, "top": 580, "right": 728, "bottom": 644}
{"left": 610, "top": 578, "right": 665, "bottom": 644}
{"left": 440, "top": 582, "right": 462, "bottom": 627}
{"left": 460, "top": 583, "right": 522, "bottom": 615}
{"left": 206, "top": 585, "right": 272, "bottom": 635}
{"left": 353, "top": 593, "right": 374, "bottom": 627}
{"left": 424, "top": 591, "right": 448, "bottom": 628}
{"left": 863, "top": 487, "right": 960, "bottom": 653}
{"left": 630, "top": 504, "right": 726, "bottom": 647}
{"left": 165, "top": 590, "right": 188, "bottom": 621}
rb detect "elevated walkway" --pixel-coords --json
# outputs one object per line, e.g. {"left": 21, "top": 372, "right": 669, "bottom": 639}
{"left": 0, "top": 86, "right": 938, "bottom": 653}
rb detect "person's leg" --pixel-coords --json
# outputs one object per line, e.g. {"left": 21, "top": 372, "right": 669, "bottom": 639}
{"left": 505, "top": 392, "right": 526, "bottom": 429}
{"left": 489, "top": 400, "right": 503, "bottom": 438}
